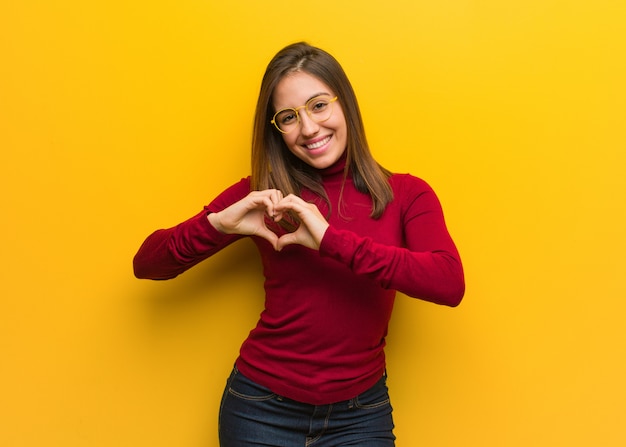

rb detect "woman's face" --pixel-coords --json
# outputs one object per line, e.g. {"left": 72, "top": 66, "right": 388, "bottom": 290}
{"left": 272, "top": 71, "right": 347, "bottom": 170}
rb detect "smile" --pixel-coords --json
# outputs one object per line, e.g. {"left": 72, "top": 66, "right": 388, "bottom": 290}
{"left": 305, "top": 136, "right": 331, "bottom": 150}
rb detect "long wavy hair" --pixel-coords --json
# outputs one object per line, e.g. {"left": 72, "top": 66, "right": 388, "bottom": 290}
{"left": 251, "top": 42, "right": 393, "bottom": 219}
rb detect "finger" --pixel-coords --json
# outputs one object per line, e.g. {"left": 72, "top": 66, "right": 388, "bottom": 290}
{"left": 260, "top": 196, "right": 281, "bottom": 222}
{"left": 269, "top": 189, "right": 284, "bottom": 221}
{"left": 274, "top": 194, "right": 304, "bottom": 213}
{"left": 273, "top": 189, "right": 284, "bottom": 203}
{"left": 276, "top": 200, "right": 314, "bottom": 222}
{"left": 254, "top": 190, "right": 278, "bottom": 217}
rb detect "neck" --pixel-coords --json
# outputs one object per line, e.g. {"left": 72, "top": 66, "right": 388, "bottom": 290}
{"left": 318, "top": 152, "right": 348, "bottom": 181}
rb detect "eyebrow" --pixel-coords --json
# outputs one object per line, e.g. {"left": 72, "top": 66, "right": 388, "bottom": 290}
{"left": 306, "top": 92, "right": 330, "bottom": 103}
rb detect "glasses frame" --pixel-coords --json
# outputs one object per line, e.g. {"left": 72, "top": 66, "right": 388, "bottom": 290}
{"left": 271, "top": 95, "right": 338, "bottom": 134}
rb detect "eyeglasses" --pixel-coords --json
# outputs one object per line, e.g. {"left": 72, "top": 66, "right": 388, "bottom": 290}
{"left": 271, "top": 95, "right": 338, "bottom": 134}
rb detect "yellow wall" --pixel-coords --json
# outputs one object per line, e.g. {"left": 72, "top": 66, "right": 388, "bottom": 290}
{"left": 1, "top": 1, "right": 624, "bottom": 445}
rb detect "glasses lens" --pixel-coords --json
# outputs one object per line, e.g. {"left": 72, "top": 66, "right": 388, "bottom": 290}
{"left": 306, "top": 95, "right": 335, "bottom": 123}
{"left": 273, "top": 109, "right": 298, "bottom": 133}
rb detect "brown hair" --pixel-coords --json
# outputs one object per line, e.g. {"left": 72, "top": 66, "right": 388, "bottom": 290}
{"left": 250, "top": 42, "right": 393, "bottom": 218}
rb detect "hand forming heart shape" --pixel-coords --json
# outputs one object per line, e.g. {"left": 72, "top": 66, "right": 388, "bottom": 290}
{"left": 208, "top": 189, "right": 329, "bottom": 252}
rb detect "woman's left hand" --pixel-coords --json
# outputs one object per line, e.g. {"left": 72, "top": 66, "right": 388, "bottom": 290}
{"left": 274, "top": 194, "right": 329, "bottom": 251}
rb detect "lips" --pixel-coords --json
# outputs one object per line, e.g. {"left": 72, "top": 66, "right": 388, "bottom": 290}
{"left": 304, "top": 135, "right": 331, "bottom": 150}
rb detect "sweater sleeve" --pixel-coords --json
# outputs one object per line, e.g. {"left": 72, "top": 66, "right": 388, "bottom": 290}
{"left": 132, "top": 179, "right": 250, "bottom": 280}
{"left": 319, "top": 177, "right": 465, "bottom": 307}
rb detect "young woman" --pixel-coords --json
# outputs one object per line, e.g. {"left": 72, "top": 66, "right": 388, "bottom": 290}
{"left": 134, "top": 42, "right": 465, "bottom": 446}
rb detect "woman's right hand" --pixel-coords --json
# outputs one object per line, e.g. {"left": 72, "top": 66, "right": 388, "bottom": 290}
{"left": 207, "top": 189, "right": 284, "bottom": 248}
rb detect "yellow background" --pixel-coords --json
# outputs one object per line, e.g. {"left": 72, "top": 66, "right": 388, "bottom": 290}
{"left": 1, "top": 1, "right": 625, "bottom": 445}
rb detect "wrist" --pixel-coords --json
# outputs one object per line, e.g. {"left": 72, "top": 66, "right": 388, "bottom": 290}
{"left": 207, "top": 212, "right": 226, "bottom": 233}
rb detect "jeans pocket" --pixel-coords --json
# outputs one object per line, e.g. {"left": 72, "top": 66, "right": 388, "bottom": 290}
{"left": 228, "top": 370, "right": 277, "bottom": 402}
{"left": 354, "top": 377, "right": 391, "bottom": 410}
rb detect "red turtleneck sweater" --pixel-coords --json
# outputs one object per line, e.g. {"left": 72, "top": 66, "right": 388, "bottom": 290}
{"left": 133, "top": 158, "right": 464, "bottom": 405}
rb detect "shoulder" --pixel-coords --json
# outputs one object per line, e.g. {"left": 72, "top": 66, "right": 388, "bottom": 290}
{"left": 387, "top": 173, "right": 444, "bottom": 214}
{"left": 389, "top": 173, "right": 435, "bottom": 195}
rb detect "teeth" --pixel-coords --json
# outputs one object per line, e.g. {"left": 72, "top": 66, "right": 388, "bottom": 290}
{"left": 306, "top": 136, "right": 330, "bottom": 150}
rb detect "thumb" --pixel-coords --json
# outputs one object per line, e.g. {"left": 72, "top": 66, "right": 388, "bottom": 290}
{"left": 255, "top": 227, "right": 279, "bottom": 250}
{"left": 275, "top": 232, "right": 298, "bottom": 252}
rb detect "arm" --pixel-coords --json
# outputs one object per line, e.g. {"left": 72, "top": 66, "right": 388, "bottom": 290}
{"left": 132, "top": 210, "right": 241, "bottom": 280}
{"left": 320, "top": 178, "right": 465, "bottom": 307}
{"left": 133, "top": 179, "right": 252, "bottom": 280}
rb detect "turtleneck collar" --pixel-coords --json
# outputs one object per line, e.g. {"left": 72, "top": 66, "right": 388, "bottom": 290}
{"left": 317, "top": 151, "right": 348, "bottom": 182}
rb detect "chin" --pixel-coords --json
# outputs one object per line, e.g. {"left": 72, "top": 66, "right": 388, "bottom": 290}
{"left": 306, "top": 155, "right": 337, "bottom": 170}
{"left": 293, "top": 148, "right": 345, "bottom": 170}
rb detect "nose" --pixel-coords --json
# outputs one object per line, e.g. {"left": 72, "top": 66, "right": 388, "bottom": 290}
{"left": 299, "top": 112, "right": 320, "bottom": 136}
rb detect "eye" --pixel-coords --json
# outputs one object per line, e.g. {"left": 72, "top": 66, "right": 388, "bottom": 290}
{"left": 309, "top": 98, "right": 330, "bottom": 114}
{"left": 276, "top": 110, "right": 297, "bottom": 125}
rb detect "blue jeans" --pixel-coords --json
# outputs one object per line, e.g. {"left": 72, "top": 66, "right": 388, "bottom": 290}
{"left": 218, "top": 367, "right": 395, "bottom": 446}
